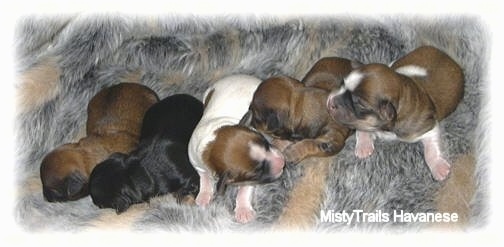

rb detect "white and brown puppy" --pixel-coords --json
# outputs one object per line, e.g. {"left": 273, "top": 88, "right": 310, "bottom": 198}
{"left": 188, "top": 74, "right": 285, "bottom": 223}
{"left": 327, "top": 46, "right": 464, "bottom": 181}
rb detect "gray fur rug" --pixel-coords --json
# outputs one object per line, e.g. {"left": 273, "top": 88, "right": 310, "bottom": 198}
{"left": 14, "top": 14, "right": 488, "bottom": 232}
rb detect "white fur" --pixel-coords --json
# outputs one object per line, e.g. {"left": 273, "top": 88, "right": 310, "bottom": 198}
{"left": 234, "top": 185, "right": 255, "bottom": 223}
{"left": 395, "top": 65, "right": 428, "bottom": 77}
{"left": 420, "top": 125, "right": 451, "bottom": 180}
{"left": 249, "top": 142, "right": 267, "bottom": 161}
{"left": 188, "top": 74, "right": 262, "bottom": 174}
{"left": 373, "top": 130, "right": 399, "bottom": 141}
{"left": 343, "top": 70, "right": 364, "bottom": 92}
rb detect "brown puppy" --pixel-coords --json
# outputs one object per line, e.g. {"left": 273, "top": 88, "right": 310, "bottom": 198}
{"left": 327, "top": 46, "right": 464, "bottom": 181}
{"left": 40, "top": 83, "right": 159, "bottom": 202}
{"left": 243, "top": 74, "right": 352, "bottom": 164}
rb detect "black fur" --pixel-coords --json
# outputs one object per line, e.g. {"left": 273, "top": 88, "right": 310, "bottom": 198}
{"left": 89, "top": 94, "right": 203, "bottom": 213}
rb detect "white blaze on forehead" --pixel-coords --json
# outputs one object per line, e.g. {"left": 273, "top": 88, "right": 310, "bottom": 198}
{"left": 344, "top": 70, "right": 365, "bottom": 92}
{"left": 249, "top": 142, "right": 266, "bottom": 161}
{"left": 395, "top": 65, "right": 428, "bottom": 77}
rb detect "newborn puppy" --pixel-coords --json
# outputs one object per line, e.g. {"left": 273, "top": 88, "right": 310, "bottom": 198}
{"left": 89, "top": 94, "right": 203, "bottom": 213}
{"left": 40, "top": 83, "right": 158, "bottom": 202}
{"left": 188, "top": 74, "right": 285, "bottom": 224}
{"left": 327, "top": 46, "right": 464, "bottom": 181}
{"left": 243, "top": 75, "right": 352, "bottom": 164}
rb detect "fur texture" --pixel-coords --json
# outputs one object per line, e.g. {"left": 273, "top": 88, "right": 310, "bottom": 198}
{"left": 89, "top": 94, "right": 203, "bottom": 214}
{"left": 14, "top": 15, "right": 488, "bottom": 232}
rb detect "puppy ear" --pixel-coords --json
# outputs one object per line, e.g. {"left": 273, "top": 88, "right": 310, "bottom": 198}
{"left": 265, "top": 110, "right": 284, "bottom": 131}
{"left": 378, "top": 100, "right": 397, "bottom": 123}
{"left": 239, "top": 110, "right": 253, "bottom": 126}
{"left": 65, "top": 172, "right": 87, "bottom": 198}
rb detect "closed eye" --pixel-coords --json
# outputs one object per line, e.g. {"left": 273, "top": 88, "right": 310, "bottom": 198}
{"left": 351, "top": 95, "right": 373, "bottom": 116}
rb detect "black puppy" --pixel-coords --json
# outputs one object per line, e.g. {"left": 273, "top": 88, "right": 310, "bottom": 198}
{"left": 89, "top": 94, "right": 204, "bottom": 213}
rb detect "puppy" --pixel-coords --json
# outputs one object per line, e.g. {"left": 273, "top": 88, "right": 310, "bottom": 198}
{"left": 327, "top": 46, "right": 464, "bottom": 181}
{"left": 40, "top": 83, "right": 158, "bottom": 202}
{"left": 243, "top": 73, "right": 352, "bottom": 164}
{"left": 188, "top": 74, "right": 285, "bottom": 224}
{"left": 89, "top": 94, "right": 203, "bottom": 213}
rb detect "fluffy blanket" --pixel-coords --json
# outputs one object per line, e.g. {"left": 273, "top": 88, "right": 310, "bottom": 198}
{"left": 14, "top": 14, "right": 488, "bottom": 232}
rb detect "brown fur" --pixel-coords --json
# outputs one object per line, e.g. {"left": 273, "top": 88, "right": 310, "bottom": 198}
{"left": 432, "top": 154, "right": 476, "bottom": 229}
{"left": 328, "top": 46, "right": 464, "bottom": 141}
{"left": 17, "top": 57, "right": 61, "bottom": 113}
{"left": 40, "top": 83, "right": 159, "bottom": 202}
{"left": 248, "top": 76, "right": 351, "bottom": 164}
{"left": 274, "top": 157, "right": 331, "bottom": 230}
{"left": 349, "top": 64, "right": 437, "bottom": 140}
{"left": 202, "top": 125, "right": 268, "bottom": 184}
{"left": 302, "top": 57, "right": 362, "bottom": 91}
{"left": 391, "top": 46, "right": 464, "bottom": 119}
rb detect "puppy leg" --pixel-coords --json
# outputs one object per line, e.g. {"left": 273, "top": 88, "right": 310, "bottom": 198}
{"left": 355, "top": 130, "right": 374, "bottom": 158}
{"left": 195, "top": 171, "right": 214, "bottom": 207}
{"left": 283, "top": 140, "right": 325, "bottom": 164}
{"left": 421, "top": 127, "right": 451, "bottom": 181}
{"left": 234, "top": 185, "right": 255, "bottom": 223}
{"left": 272, "top": 138, "right": 293, "bottom": 152}
{"left": 283, "top": 138, "right": 342, "bottom": 164}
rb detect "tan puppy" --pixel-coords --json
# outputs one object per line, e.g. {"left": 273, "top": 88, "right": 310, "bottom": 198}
{"left": 327, "top": 46, "right": 464, "bottom": 181}
{"left": 188, "top": 74, "right": 285, "bottom": 223}
{"left": 243, "top": 74, "right": 352, "bottom": 164}
{"left": 40, "top": 83, "right": 159, "bottom": 202}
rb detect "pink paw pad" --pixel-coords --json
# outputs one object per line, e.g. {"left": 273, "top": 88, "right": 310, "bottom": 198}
{"left": 429, "top": 158, "right": 451, "bottom": 181}
{"left": 355, "top": 141, "right": 374, "bottom": 158}
{"left": 235, "top": 207, "right": 256, "bottom": 223}
{"left": 195, "top": 191, "right": 213, "bottom": 208}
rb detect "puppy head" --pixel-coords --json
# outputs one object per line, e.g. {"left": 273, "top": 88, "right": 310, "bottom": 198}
{"left": 204, "top": 126, "right": 285, "bottom": 192}
{"left": 89, "top": 153, "right": 145, "bottom": 214}
{"left": 246, "top": 76, "right": 305, "bottom": 141}
{"left": 326, "top": 64, "right": 401, "bottom": 132}
{"left": 40, "top": 144, "right": 90, "bottom": 202}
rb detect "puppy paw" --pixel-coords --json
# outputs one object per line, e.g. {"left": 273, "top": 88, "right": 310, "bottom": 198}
{"left": 355, "top": 131, "right": 374, "bottom": 159}
{"left": 234, "top": 206, "right": 256, "bottom": 224}
{"left": 283, "top": 145, "right": 300, "bottom": 164}
{"left": 429, "top": 158, "right": 451, "bottom": 181}
{"left": 355, "top": 141, "right": 374, "bottom": 158}
{"left": 195, "top": 191, "right": 213, "bottom": 208}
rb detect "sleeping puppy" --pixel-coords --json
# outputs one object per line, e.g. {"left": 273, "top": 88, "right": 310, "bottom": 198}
{"left": 188, "top": 74, "right": 285, "bottom": 224}
{"left": 326, "top": 46, "right": 464, "bottom": 181}
{"left": 89, "top": 94, "right": 203, "bottom": 213}
{"left": 40, "top": 83, "right": 158, "bottom": 202}
{"left": 242, "top": 74, "right": 352, "bottom": 164}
